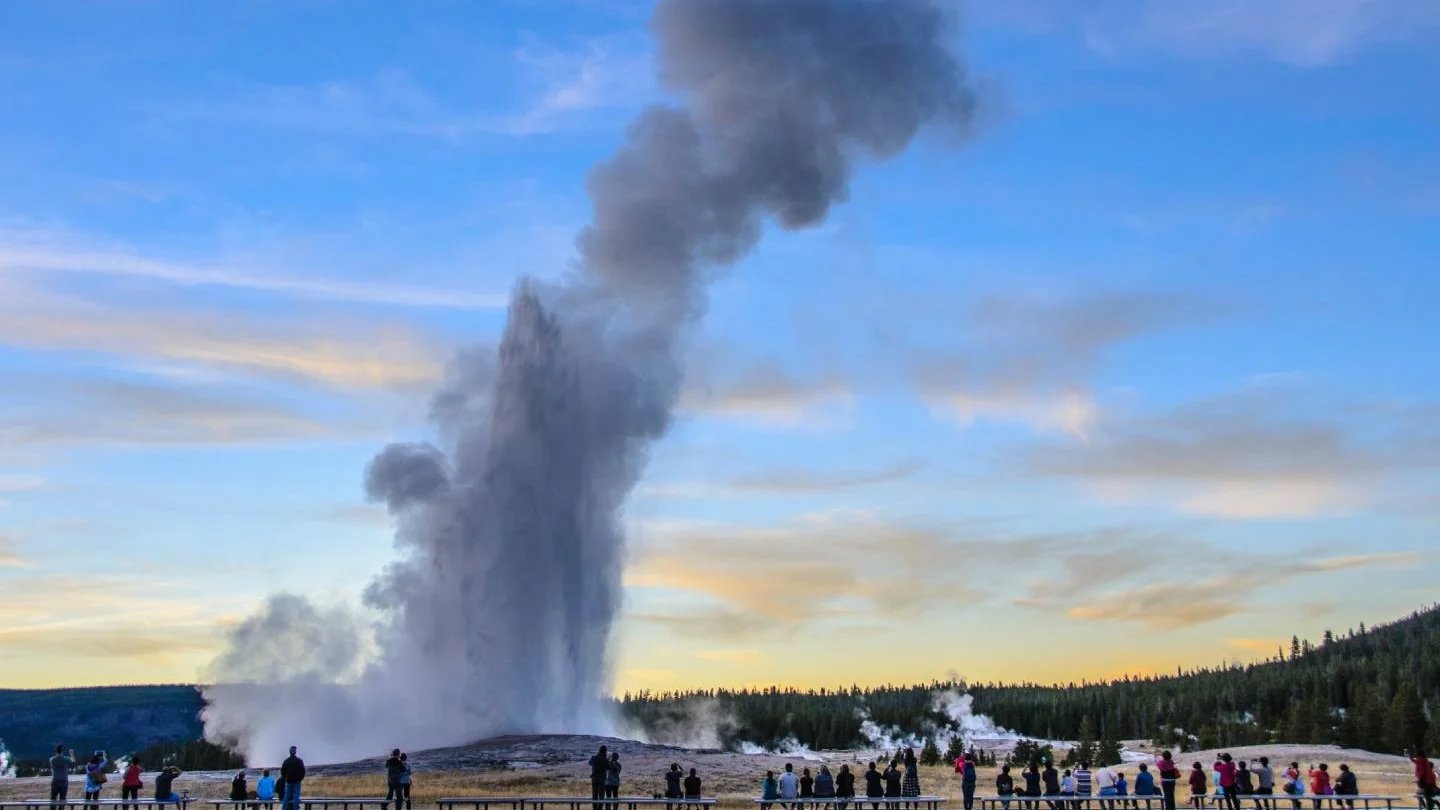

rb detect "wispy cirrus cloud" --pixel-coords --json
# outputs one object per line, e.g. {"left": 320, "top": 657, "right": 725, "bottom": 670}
{"left": 0, "top": 229, "right": 505, "bottom": 309}
{"left": 681, "top": 361, "right": 853, "bottom": 428}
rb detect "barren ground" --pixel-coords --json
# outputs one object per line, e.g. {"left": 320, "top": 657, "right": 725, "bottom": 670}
{"left": 1, "top": 737, "right": 1422, "bottom": 806}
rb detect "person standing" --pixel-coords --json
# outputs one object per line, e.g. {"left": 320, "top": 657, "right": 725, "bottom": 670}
{"left": 85, "top": 750, "right": 110, "bottom": 810}
{"left": 1216, "top": 754, "right": 1240, "bottom": 810}
{"left": 666, "top": 763, "right": 684, "bottom": 805}
{"left": 385, "top": 749, "right": 405, "bottom": 810}
{"left": 1156, "top": 752, "right": 1181, "bottom": 810}
{"left": 684, "top": 768, "right": 703, "bottom": 801}
{"left": 1334, "top": 764, "right": 1357, "bottom": 810}
{"left": 51, "top": 746, "right": 77, "bottom": 810}
{"left": 1254, "top": 758, "right": 1275, "bottom": 810}
{"left": 399, "top": 753, "right": 412, "bottom": 810}
{"left": 122, "top": 757, "right": 144, "bottom": 810}
{"left": 231, "top": 771, "right": 248, "bottom": 802}
{"left": 903, "top": 749, "right": 922, "bottom": 805}
{"left": 590, "top": 746, "right": 610, "bottom": 810}
{"left": 606, "top": 752, "right": 623, "bottom": 809}
{"left": 959, "top": 752, "right": 977, "bottom": 810}
{"left": 281, "top": 746, "right": 306, "bottom": 810}
{"left": 1043, "top": 761, "right": 1062, "bottom": 810}
{"left": 1188, "top": 763, "right": 1208, "bottom": 810}
{"left": 1413, "top": 752, "right": 1439, "bottom": 810}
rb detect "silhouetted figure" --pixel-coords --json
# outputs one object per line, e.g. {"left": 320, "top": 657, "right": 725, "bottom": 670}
{"left": 996, "top": 765, "right": 1015, "bottom": 797}
{"left": 684, "top": 768, "right": 702, "bottom": 800}
{"left": 231, "top": 771, "right": 248, "bottom": 802}
{"left": 51, "top": 746, "right": 76, "bottom": 810}
{"left": 837, "top": 764, "right": 856, "bottom": 810}
{"left": 281, "top": 746, "right": 305, "bottom": 810}
{"left": 155, "top": 766, "right": 183, "bottom": 806}
{"left": 589, "top": 746, "right": 610, "bottom": 810}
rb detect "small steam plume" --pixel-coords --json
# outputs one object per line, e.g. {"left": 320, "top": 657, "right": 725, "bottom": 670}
{"left": 204, "top": 0, "right": 973, "bottom": 764}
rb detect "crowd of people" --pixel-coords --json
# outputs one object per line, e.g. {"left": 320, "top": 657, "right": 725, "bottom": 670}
{"left": 760, "top": 749, "right": 927, "bottom": 809}
{"left": 45, "top": 746, "right": 186, "bottom": 810}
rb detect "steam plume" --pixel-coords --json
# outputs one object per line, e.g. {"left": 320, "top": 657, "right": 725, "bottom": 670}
{"left": 204, "top": 0, "right": 973, "bottom": 763}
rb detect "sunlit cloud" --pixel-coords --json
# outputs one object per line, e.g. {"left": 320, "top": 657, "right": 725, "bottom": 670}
{"left": 681, "top": 362, "right": 853, "bottom": 428}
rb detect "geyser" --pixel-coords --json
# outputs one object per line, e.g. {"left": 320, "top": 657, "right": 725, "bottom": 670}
{"left": 203, "top": 0, "right": 975, "bottom": 763}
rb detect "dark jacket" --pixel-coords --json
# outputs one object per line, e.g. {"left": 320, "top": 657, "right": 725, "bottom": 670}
{"left": 589, "top": 755, "right": 608, "bottom": 782}
{"left": 230, "top": 776, "right": 247, "bottom": 801}
{"left": 996, "top": 773, "right": 1014, "bottom": 795}
{"left": 963, "top": 761, "right": 977, "bottom": 786}
{"left": 836, "top": 770, "right": 855, "bottom": 798}
{"left": 684, "top": 775, "right": 702, "bottom": 799}
{"left": 1335, "top": 772, "right": 1357, "bottom": 796}
{"left": 884, "top": 767, "right": 902, "bottom": 797}
{"left": 281, "top": 755, "right": 305, "bottom": 784}
{"left": 1043, "top": 768, "right": 1060, "bottom": 795}
{"left": 864, "top": 769, "right": 884, "bottom": 798}
{"left": 814, "top": 772, "right": 835, "bottom": 798}
{"left": 1023, "top": 770, "right": 1041, "bottom": 796}
{"left": 800, "top": 775, "right": 813, "bottom": 798}
{"left": 386, "top": 757, "right": 405, "bottom": 785}
{"left": 665, "top": 771, "right": 682, "bottom": 799}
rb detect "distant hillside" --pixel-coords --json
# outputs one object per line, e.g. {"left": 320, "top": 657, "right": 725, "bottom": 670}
{"left": 621, "top": 604, "right": 1440, "bottom": 754}
{"left": 0, "top": 685, "right": 202, "bottom": 763}
{"left": 4, "top": 605, "right": 1438, "bottom": 769}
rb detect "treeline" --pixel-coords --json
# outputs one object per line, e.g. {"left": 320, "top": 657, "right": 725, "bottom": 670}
{"left": 621, "top": 605, "right": 1440, "bottom": 756}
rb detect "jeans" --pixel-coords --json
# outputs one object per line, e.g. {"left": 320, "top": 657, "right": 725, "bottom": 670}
{"left": 400, "top": 785, "right": 411, "bottom": 810}
{"left": 283, "top": 782, "right": 302, "bottom": 810}
{"left": 123, "top": 786, "right": 140, "bottom": 810}
{"left": 1161, "top": 780, "right": 1177, "bottom": 810}
{"left": 962, "top": 783, "right": 976, "bottom": 810}
{"left": 51, "top": 782, "right": 70, "bottom": 810}
{"left": 86, "top": 789, "right": 102, "bottom": 810}
{"left": 387, "top": 782, "right": 403, "bottom": 810}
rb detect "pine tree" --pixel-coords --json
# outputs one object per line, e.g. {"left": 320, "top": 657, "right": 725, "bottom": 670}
{"left": 945, "top": 736, "right": 964, "bottom": 764}
{"left": 1389, "top": 686, "right": 1429, "bottom": 753}
{"left": 921, "top": 737, "right": 941, "bottom": 766}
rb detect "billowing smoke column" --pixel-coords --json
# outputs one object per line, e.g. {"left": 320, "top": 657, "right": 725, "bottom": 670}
{"left": 203, "top": 0, "right": 973, "bottom": 764}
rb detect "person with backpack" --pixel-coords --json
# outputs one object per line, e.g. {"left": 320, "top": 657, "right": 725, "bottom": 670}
{"left": 84, "top": 751, "right": 109, "bottom": 810}
{"left": 281, "top": 746, "right": 305, "bottom": 810}
{"left": 398, "top": 753, "right": 412, "bottom": 810}
{"left": 385, "top": 749, "right": 405, "bottom": 810}
{"left": 959, "top": 752, "right": 977, "bottom": 810}
{"left": 122, "top": 757, "right": 143, "bottom": 810}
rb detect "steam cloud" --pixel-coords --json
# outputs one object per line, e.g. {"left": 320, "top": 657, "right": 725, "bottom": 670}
{"left": 203, "top": 0, "right": 973, "bottom": 764}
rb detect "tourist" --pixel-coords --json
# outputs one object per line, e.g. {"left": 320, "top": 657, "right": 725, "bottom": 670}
{"left": 802, "top": 766, "right": 815, "bottom": 799}
{"left": 996, "top": 765, "right": 1015, "bottom": 797}
{"left": 399, "top": 753, "right": 412, "bottom": 810}
{"left": 606, "top": 752, "right": 623, "bottom": 808}
{"left": 1414, "top": 751, "right": 1439, "bottom": 810}
{"left": 779, "top": 763, "right": 800, "bottom": 808}
{"left": 763, "top": 770, "right": 780, "bottom": 810}
{"left": 85, "top": 751, "right": 109, "bottom": 810}
{"left": 1308, "top": 764, "right": 1331, "bottom": 799}
{"left": 1044, "top": 761, "right": 1061, "bottom": 809}
{"left": 1135, "top": 764, "right": 1156, "bottom": 799}
{"left": 885, "top": 759, "right": 903, "bottom": 799}
{"left": 1335, "top": 764, "right": 1358, "bottom": 809}
{"left": 1075, "top": 763, "right": 1092, "bottom": 800}
{"left": 51, "top": 746, "right": 76, "bottom": 810}
{"left": 1060, "top": 768, "right": 1077, "bottom": 810}
{"left": 281, "top": 746, "right": 306, "bottom": 810}
{"left": 1188, "top": 763, "right": 1207, "bottom": 810}
{"left": 1023, "top": 764, "right": 1041, "bottom": 798}
{"left": 1156, "top": 752, "right": 1182, "bottom": 810}
{"left": 257, "top": 770, "right": 276, "bottom": 804}
{"left": 386, "top": 749, "right": 405, "bottom": 810}
{"left": 837, "top": 764, "right": 856, "bottom": 810}
{"left": 684, "top": 768, "right": 703, "bottom": 800}
{"left": 816, "top": 765, "right": 836, "bottom": 800}
{"left": 231, "top": 771, "right": 248, "bottom": 802}
{"left": 1216, "top": 754, "right": 1239, "bottom": 810}
{"left": 1254, "top": 758, "right": 1275, "bottom": 810}
{"left": 959, "top": 751, "right": 977, "bottom": 810}
{"left": 904, "top": 749, "right": 921, "bottom": 805}
{"left": 865, "top": 762, "right": 885, "bottom": 808}
{"left": 122, "top": 757, "right": 143, "bottom": 810}
{"left": 1283, "top": 762, "right": 1305, "bottom": 810}
{"left": 1116, "top": 772, "right": 1129, "bottom": 799}
{"left": 155, "top": 765, "right": 183, "bottom": 806}
{"left": 1096, "top": 766, "right": 1117, "bottom": 797}
{"left": 1237, "top": 761, "right": 1255, "bottom": 798}
{"left": 590, "top": 746, "right": 610, "bottom": 810}
{"left": 666, "top": 764, "right": 684, "bottom": 802}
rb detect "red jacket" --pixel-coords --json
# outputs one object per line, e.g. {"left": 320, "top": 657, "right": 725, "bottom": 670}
{"left": 123, "top": 764, "right": 143, "bottom": 788}
{"left": 1416, "top": 757, "right": 1437, "bottom": 788}
{"left": 1216, "top": 761, "right": 1237, "bottom": 788}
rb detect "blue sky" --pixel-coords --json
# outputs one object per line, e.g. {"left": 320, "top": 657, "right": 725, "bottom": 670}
{"left": 2, "top": 0, "right": 1439, "bottom": 690}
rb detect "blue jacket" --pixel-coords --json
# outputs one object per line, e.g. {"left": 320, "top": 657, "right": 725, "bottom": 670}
{"left": 1135, "top": 772, "right": 1156, "bottom": 796}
